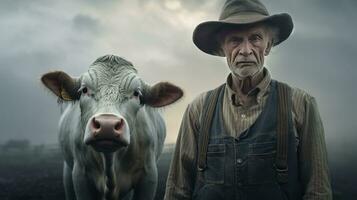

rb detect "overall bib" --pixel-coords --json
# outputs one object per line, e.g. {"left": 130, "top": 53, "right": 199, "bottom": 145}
{"left": 193, "top": 80, "right": 302, "bottom": 200}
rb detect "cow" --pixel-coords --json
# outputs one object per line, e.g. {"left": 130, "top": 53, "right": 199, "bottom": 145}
{"left": 41, "top": 55, "right": 183, "bottom": 200}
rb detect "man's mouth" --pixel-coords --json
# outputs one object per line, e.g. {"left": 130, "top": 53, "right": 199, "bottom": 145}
{"left": 237, "top": 61, "right": 256, "bottom": 64}
{"left": 234, "top": 61, "right": 257, "bottom": 67}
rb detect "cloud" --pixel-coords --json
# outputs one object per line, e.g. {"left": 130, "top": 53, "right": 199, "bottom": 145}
{"left": 0, "top": 0, "right": 50, "bottom": 16}
{"left": 72, "top": 14, "right": 101, "bottom": 34}
{"left": 0, "top": 0, "right": 356, "bottom": 148}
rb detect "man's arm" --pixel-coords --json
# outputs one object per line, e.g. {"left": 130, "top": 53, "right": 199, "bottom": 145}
{"left": 164, "top": 100, "right": 202, "bottom": 200}
{"left": 298, "top": 96, "right": 333, "bottom": 200}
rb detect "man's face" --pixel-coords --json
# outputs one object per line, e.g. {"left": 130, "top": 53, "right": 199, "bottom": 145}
{"left": 220, "top": 25, "right": 273, "bottom": 78}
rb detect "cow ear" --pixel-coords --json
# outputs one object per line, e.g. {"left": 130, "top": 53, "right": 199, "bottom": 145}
{"left": 41, "top": 71, "right": 81, "bottom": 101}
{"left": 143, "top": 82, "right": 183, "bottom": 107}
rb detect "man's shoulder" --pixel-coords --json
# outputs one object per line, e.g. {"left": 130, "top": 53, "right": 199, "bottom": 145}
{"left": 276, "top": 81, "right": 318, "bottom": 125}
{"left": 188, "top": 84, "right": 225, "bottom": 109}
{"left": 291, "top": 87, "right": 315, "bottom": 102}
{"left": 185, "top": 86, "right": 222, "bottom": 120}
{"left": 276, "top": 81, "right": 319, "bottom": 130}
{"left": 292, "top": 89, "right": 316, "bottom": 111}
{"left": 187, "top": 92, "right": 207, "bottom": 113}
{"left": 276, "top": 81, "right": 315, "bottom": 102}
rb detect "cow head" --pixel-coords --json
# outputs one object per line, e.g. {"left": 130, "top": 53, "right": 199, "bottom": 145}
{"left": 41, "top": 55, "right": 183, "bottom": 153}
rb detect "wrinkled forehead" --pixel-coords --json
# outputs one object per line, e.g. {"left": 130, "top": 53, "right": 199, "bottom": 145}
{"left": 84, "top": 63, "right": 138, "bottom": 86}
{"left": 80, "top": 59, "right": 142, "bottom": 102}
{"left": 231, "top": 26, "right": 267, "bottom": 37}
{"left": 218, "top": 23, "right": 270, "bottom": 40}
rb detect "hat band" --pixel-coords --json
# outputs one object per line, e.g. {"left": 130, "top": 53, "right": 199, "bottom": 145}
{"left": 220, "top": 12, "right": 269, "bottom": 24}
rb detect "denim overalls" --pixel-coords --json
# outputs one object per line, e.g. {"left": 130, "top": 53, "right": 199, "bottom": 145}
{"left": 193, "top": 80, "right": 302, "bottom": 200}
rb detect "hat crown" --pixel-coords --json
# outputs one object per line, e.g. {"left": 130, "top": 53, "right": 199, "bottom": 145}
{"left": 219, "top": 0, "right": 269, "bottom": 20}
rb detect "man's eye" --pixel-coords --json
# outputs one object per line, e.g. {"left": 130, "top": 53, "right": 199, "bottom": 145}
{"left": 250, "top": 34, "right": 262, "bottom": 41}
{"left": 229, "top": 37, "right": 241, "bottom": 44}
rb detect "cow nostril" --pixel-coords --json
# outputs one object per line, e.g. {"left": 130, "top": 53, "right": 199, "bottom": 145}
{"left": 92, "top": 117, "right": 101, "bottom": 130}
{"left": 114, "top": 119, "right": 124, "bottom": 131}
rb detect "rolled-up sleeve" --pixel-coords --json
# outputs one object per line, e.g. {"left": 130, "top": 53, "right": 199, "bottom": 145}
{"left": 298, "top": 96, "right": 333, "bottom": 200}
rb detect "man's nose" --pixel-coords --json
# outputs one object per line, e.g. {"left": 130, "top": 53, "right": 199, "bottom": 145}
{"left": 239, "top": 40, "right": 253, "bottom": 56}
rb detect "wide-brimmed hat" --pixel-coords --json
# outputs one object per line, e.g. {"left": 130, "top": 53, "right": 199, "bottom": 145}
{"left": 193, "top": 0, "right": 294, "bottom": 56}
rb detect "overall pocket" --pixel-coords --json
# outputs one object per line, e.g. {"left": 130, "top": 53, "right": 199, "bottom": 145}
{"left": 203, "top": 144, "right": 225, "bottom": 184}
{"left": 247, "top": 141, "right": 276, "bottom": 185}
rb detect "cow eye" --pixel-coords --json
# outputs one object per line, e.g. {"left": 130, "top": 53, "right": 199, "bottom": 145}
{"left": 82, "top": 87, "right": 88, "bottom": 94}
{"left": 133, "top": 89, "right": 142, "bottom": 97}
{"left": 78, "top": 86, "right": 89, "bottom": 95}
{"left": 133, "top": 89, "right": 144, "bottom": 105}
{"left": 133, "top": 90, "right": 139, "bottom": 97}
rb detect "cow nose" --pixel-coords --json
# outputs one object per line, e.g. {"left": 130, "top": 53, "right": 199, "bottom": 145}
{"left": 91, "top": 115, "right": 124, "bottom": 137}
{"left": 85, "top": 114, "right": 129, "bottom": 152}
{"left": 84, "top": 114, "right": 130, "bottom": 152}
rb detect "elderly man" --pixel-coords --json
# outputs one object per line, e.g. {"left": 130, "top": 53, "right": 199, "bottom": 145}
{"left": 164, "top": 0, "right": 332, "bottom": 200}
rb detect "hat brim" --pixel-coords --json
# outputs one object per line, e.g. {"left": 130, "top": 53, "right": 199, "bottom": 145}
{"left": 193, "top": 13, "right": 293, "bottom": 56}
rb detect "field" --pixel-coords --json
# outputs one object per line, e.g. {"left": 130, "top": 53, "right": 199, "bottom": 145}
{"left": 0, "top": 146, "right": 171, "bottom": 200}
{"left": 0, "top": 145, "right": 355, "bottom": 200}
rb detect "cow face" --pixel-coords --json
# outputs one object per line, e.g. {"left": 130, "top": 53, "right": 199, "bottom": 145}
{"left": 41, "top": 55, "right": 183, "bottom": 153}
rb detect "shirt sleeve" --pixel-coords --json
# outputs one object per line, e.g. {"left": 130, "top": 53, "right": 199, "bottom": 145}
{"left": 164, "top": 94, "right": 204, "bottom": 200}
{"left": 298, "top": 96, "right": 333, "bottom": 200}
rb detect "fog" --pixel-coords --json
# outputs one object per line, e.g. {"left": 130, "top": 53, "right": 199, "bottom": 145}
{"left": 0, "top": 0, "right": 356, "bottom": 197}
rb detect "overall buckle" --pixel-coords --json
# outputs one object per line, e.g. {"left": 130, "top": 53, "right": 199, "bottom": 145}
{"left": 275, "top": 165, "right": 289, "bottom": 184}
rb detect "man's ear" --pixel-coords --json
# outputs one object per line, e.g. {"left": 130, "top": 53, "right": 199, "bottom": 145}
{"left": 143, "top": 82, "right": 183, "bottom": 107}
{"left": 264, "top": 40, "right": 273, "bottom": 56}
{"left": 41, "top": 71, "right": 81, "bottom": 101}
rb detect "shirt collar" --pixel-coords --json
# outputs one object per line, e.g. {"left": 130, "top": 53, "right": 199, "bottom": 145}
{"left": 226, "top": 67, "right": 271, "bottom": 106}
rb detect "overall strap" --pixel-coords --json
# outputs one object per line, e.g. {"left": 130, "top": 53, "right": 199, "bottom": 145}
{"left": 276, "top": 81, "right": 292, "bottom": 184}
{"left": 197, "top": 84, "right": 225, "bottom": 171}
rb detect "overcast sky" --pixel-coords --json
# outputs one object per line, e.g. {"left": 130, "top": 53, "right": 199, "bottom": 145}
{"left": 0, "top": 0, "right": 356, "bottom": 161}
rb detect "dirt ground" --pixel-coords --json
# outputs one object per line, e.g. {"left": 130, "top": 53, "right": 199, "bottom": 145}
{"left": 0, "top": 148, "right": 171, "bottom": 200}
{"left": 0, "top": 147, "right": 355, "bottom": 200}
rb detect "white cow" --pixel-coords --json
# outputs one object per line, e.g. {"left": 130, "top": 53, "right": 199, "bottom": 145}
{"left": 41, "top": 55, "right": 183, "bottom": 200}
